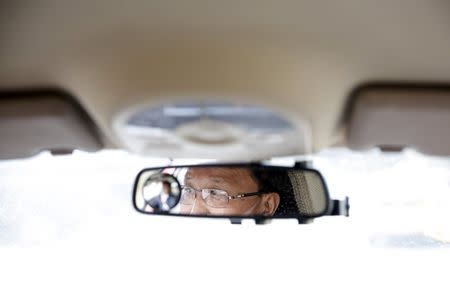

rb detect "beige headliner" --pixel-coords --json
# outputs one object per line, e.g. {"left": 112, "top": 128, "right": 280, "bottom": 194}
{"left": 1, "top": 1, "right": 450, "bottom": 152}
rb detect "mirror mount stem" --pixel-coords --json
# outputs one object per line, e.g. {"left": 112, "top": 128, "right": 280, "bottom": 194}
{"left": 229, "top": 218, "right": 312, "bottom": 225}
{"left": 230, "top": 218, "right": 242, "bottom": 225}
{"left": 328, "top": 197, "right": 350, "bottom": 217}
{"left": 229, "top": 218, "right": 273, "bottom": 225}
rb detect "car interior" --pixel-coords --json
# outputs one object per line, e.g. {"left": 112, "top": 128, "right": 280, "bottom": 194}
{"left": 1, "top": 1, "right": 449, "bottom": 299}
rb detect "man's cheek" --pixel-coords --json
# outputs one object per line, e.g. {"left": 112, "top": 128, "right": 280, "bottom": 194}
{"left": 223, "top": 202, "right": 250, "bottom": 215}
{"left": 180, "top": 205, "right": 192, "bottom": 214}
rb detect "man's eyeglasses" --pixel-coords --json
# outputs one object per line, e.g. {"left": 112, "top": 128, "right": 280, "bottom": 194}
{"left": 180, "top": 186, "right": 270, "bottom": 208}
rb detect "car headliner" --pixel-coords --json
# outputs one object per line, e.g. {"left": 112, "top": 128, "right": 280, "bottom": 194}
{"left": 1, "top": 1, "right": 450, "bottom": 152}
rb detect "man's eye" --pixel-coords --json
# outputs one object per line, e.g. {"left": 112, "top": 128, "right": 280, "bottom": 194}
{"left": 208, "top": 189, "right": 226, "bottom": 196}
{"left": 208, "top": 189, "right": 219, "bottom": 195}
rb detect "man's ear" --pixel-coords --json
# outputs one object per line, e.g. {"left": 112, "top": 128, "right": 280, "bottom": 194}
{"left": 261, "top": 193, "right": 280, "bottom": 216}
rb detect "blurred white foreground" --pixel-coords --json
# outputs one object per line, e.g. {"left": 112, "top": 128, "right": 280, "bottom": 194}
{"left": 0, "top": 149, "right": 449, "bottom": 299}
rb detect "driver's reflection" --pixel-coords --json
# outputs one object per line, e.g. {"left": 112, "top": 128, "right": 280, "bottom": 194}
{"left": 180, "top": 167, "right": 281, "bottom": 216}
{"left": 147, "top": 181, "right": 178, "bottom": 212}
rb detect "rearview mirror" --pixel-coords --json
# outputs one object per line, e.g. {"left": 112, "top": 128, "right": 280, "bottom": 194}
{"left": 133, "top": 163, "right": 330, "bottom": 221}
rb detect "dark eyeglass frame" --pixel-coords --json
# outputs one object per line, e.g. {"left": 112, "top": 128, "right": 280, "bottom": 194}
{"left": 180, "top": 185, "right": 271, "bottom": 205}
{"left": 180, "top": 185, "right": 272, "bottom": 205}
{"left": 180, "top": 185, "right": 272, "bottom": 208}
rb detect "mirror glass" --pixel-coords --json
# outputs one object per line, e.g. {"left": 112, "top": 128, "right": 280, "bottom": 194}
{"left": 140, "top": 173, "right": 181, "bottom": 213}
{"left": 133, "top": 165, "right": 329, "bottom": 218}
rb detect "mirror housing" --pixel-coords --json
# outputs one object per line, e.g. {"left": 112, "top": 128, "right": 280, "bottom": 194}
{"left": 133, "top": 163, "right": 333, "bottom": 223}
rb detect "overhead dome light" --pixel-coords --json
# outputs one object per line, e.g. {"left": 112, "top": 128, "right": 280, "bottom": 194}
{"left": 114, "top": 101, "right": 311, "bottom": 160}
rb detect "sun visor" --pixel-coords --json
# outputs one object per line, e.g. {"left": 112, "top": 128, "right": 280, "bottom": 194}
{"left": 0, "top": 89, "right": 103, "bottom": 160}
{"left": 347, "top": 84, "right": 450, "bottom": 156}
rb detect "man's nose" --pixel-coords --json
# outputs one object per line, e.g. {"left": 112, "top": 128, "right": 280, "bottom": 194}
{"left": 190, "top": 193, "right": 209, "bottom": 215}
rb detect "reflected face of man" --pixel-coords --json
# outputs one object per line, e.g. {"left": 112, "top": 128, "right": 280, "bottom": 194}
{"left": 162, "top": 182, "right": 171, "bottom": 195}
{"left": 180, "top": 167, "right": 279, "bottom": 216}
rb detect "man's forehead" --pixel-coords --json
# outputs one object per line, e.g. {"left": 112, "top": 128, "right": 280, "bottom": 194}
{"left": 185, "top": 167, "right": 251, "bottom": 181}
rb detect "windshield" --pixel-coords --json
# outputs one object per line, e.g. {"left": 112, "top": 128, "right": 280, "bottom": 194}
{"left": 1, "top": 149, "right": 449, "bottom": 298}
{"left": 315, "top": 148, "right": 450, "bottom": 248}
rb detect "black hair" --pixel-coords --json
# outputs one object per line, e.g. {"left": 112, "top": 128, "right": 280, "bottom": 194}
{"left": 161, "top": 181, "right": 172, "bottom": 196}
{"left": 250, "top": 168, "right": 299, "bottom": 217}
{"left": 162, "top": 181, "right": 171, "bottom": 188}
